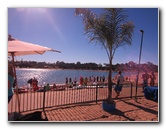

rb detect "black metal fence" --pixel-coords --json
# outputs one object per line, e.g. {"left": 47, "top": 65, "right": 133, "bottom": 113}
{"left": 8, "top": 83, "right": 147, "bottom": 113}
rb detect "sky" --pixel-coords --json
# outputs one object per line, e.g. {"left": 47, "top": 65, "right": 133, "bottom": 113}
{"left": 8, "top": 8, "right": 158, "bottom": 65}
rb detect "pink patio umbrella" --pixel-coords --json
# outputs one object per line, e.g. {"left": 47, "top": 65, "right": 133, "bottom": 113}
{"left": 8, "top": 35, "right": 61, "bottom": 112}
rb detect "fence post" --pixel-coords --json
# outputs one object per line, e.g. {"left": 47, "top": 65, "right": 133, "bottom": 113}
{"left": 96, "top": 84, "right": 98, "bottom": 103}
{"left": 130, "top": 83, "right": 133, "bottom": 98}
{"left": 43, "top": 86, "right": 46, "bottom": 112}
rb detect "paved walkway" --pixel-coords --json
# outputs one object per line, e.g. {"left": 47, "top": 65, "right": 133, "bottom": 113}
{"left": 42, "top": 97, "right": 158, "bottom": 122}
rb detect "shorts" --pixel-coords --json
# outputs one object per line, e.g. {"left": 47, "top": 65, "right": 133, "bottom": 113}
{"left": 114, "top": 85, "right": 123, "bottom": 92}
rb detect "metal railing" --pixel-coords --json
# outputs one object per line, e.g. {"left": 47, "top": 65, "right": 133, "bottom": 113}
{"left": 8, "top": 84, "right": 107, "bottom": 113}
{"left": 8, "top": 82, "right": 157, "bottom": 113}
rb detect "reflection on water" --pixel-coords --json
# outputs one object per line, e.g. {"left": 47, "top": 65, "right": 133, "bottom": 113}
{"left": 16, "top": 68, "right": 137, "bottom": 87}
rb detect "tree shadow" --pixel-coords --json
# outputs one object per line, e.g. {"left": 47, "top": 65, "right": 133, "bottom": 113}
{"left": 85, "top": 115, "right": 109, "bottom": 121}
{"left": 86, "top": 108, "right": 135, "bottom": 121}
{"left": 106, "top": 109, "right": 135, "bottom": 121}
{"left": 44, "top": 102, "right": 99, "bottom": 112}
{"left": 121, "top": 100, "right": 158, "bottom": 115}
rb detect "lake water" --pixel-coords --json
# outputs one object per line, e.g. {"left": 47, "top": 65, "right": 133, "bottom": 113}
{"left": 16, "top": 68, "right": 137, "bottom": 87}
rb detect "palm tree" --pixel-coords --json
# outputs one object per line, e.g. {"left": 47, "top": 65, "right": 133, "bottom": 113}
{"left": 75, "top": 8, "right": 134, "bottom": 102}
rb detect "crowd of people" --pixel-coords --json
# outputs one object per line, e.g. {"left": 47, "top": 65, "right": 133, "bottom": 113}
{"left": 27, "top": 77, "right": 39, "bottom": 91}
{"left": 65, "top": 75, "right": 107, "bottom": 87}
{"left": 141, "top": 71, "right": 156, "bottom": 89}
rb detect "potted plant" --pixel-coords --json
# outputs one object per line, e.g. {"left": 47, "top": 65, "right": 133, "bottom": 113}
{"left": 102, "top": 98, "right": 116, "bottom": 112}
{"left": 76, "top": 8, "right": 134, "bottom": 111}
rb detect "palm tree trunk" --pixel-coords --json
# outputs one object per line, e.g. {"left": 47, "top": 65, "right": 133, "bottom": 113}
{"left": 107, "top": 44, "right": 113, "bottom": 102}
{"left": 107, "top": 60, "right": 113, "bottom": 102}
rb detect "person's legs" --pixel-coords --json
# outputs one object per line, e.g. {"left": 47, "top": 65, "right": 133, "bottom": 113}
{"left": 115, "top": 85, "right": 122, "bottom": 98}
{"left": 116, "top": 91, "right": 120, "bottom": 98}
{"left": 114, "top": 86, "right": 118, "bottom": 97}
{"left": 114, "top": 88, "right": 120, "bottom": 98}
{"left": 8, "top": 95, "right": 13, "bottom": 103}
{"left": 8, "top": 95, "right": 13, "bottom": 116}
{"left": 143, "top": 80, "right": 145, "bottom": 90}
{"left": 143, "top": 80, "right": 148, "bottom": 90}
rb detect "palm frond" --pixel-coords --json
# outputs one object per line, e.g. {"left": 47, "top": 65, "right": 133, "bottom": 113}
{"left": 75, "top": 8, "right": 134, "bottom": 60}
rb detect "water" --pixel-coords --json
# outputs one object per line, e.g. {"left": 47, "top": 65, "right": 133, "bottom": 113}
{"left": 16, "top": 68, "right": 137, "bottom": 87}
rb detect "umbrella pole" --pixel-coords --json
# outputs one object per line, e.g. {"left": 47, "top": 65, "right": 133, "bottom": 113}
{"left": 11, "top": 53, "right": 20, "bottom": 113}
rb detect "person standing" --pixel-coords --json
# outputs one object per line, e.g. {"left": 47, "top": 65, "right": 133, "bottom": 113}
{"left": 69, "top": 78, "right": 72, "bottom": 84}
{"left": 84, "top": 77, "right": 88, "bottom": 86}
{"left": 102, "top": 75, "right": 105, "bottom": 84}
{"left": 32, "top": 77, "right": 39, "bottom": 91}
{"left": 73, "top": 77, "right": 77, "bottom": 86}
{"left": 8, "top": 64, "right": 14, "bottom": 103}
{"left": 65, "top": 77, "right": 68, "bottom": 85}
{"left": 114, "top": 71, "right": 124, "bottom": 98}
{"left": 142, "top": 71, "right": 150, "bottom": 90}
{"left": 150, "top": 71, "right": 156, "bottom": 86}
{"left": 69, "top": 77, "right": 73, "bottom": 88}
{"left": 80, "top": 76, "right": 83, "bottom": 86}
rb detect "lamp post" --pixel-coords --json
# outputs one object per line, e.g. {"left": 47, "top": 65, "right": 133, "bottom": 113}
{"left": 135, "top": 30, "right": 144, "bottom": 99}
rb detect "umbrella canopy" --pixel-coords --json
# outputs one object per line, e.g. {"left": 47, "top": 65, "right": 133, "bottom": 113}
{"left": 8, "top": 35, "right": 61, "bottom": 112}
{"left": 8, "top": 39, "right": 61, "bottom": 56}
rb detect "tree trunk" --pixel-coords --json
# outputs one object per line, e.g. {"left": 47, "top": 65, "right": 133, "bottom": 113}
{"left": 107, "top": 59, "right": 112, "bottom": 102}
{"left": 107, "top": 44, "right": 113, "bottom": 102}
